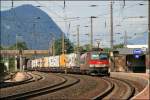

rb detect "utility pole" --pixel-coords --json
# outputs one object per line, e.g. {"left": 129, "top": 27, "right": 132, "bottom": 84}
{"left": 50, "top": 33, "right": 55, "bottom": 56}
{"left": 77, "top": 25, "right": 80, "bottom": 67}
{"left": 33, "top": 17, "right": 40, "bottom": 50}
{"left": 19, "top": 50, "right": 23, "bottom": 71}
{"left": 16, "top": 35, "right": 23, "bottom": 71}
{"left": 90, "top": 16, "right": 96, "bottom": 50}
{"left": 52, "top": 37, "right": 55, "bottom": 56}
{"left": 77, "top": 25, "right": 80, "bottom": 52}
{"left": 16, "top": 35, "right": 18, "bottom": 71}
{"left": 12, "top": 0, "right": 17, "bottom": 71}
{"left": 62, "top": 32, "right": 65, "bottom": 54}
{"left": 90, "top": 16, "right": 93, "bottom": 50}
{"left": 148, "top": 0, "right": 150, "bottom": 70}
{"left": 49, "top": 40, "right": 52, "bottom": 56}
{"left": 32, "top": 18, "right": 36, "bottom": 50}
{"left": 62, "top": 32, "right": 67, "bottom": 73}
{"left": 110, "top": 0, "right": 114, "bottom": 72}
{"left": 110, "top": 0, "right": 114, "bottom": 50}
{"left": 63, "top": 4, "right": 67, "bottom": 73}
{"left": 124, "top": 30, "right": 127, "bottom": 48}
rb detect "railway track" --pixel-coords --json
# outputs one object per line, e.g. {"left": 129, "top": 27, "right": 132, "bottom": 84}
{"left": 30, "top": 74, "right": 111, "bottom": 100}
{"left": 27, "top": 71, "right": 44, "bottom": 82}
{"left": 92, "top": 77, "right": 135, "bottom": 100}
{"left": 29, "top": 74, "right": 142, "bottom": 100}
{"left": 0, "top": 73, "right": 80, "bottom": 100}
{"left": 0, "top": 72, "right": 146, "bottom": 100}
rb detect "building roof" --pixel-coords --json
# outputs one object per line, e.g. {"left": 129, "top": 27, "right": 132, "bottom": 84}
{"left": 126, "top": 45, "right": 148, "bottom": 48}
{"left": 116, "top": 48, "right": 147, "bottom": 55}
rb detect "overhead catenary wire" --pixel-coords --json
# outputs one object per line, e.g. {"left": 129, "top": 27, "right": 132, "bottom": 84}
{"left": 2, "top": 0, "right": 148, "bottom": 49}
{"left": 3, "top": 1, "right": 146, "bottom": 26}
{"left": 34, "top": 0, "right": 65, "bottom": 20}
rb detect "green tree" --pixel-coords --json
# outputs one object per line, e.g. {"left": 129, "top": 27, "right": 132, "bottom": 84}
{"left": 54, "top": 38, "right": 74, "bottom": 55}
{"left": 1, "top": 42, "right": 28, "bottom": 72}
{"left": 0, "top": 45, "right": 3, "bottom": 50}
{"left": 82, "top": 44, "right": 90, "bottom": 52}
{"left": 8, "top": 57, "right": 15, "bottom": 71}
{"left": 9, "top": 42, "right": 28, "bottom": 71}
{"left": 103, "top": 48, "right": 111, "bottom": 53}
{"left": 77, "top": 44, "right": 90, "bottom": 54}
{"left": 0, "top": 45, "right": 8, "bottom": 50}
{"left": 113, "top": 44, "right": 124, "bottom": 49}
{"left": 9, "top": 42, "right": 28, "bottom": 50}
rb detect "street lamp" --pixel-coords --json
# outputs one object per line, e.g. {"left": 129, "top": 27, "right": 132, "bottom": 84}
{"left": 88, "top": 4, "right": 99, "bottom": 49}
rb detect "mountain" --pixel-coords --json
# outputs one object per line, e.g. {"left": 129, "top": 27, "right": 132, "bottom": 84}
{"left": 1, "top": 4, "right": 63, "bottom": 50}
{"left": 128, "top": 32, "right": 148, "bottom": 45}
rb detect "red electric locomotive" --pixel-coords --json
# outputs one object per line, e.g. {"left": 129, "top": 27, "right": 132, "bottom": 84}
{"left": 80, "top": 48, "right": 110, "bottom": 76}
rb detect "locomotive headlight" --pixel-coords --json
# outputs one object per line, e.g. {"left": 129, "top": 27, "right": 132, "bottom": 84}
{"left": 90, "top": 64, "right": 94, "bottom": 67}
{"left": 103, "top": 64, "right": 107, "bottom": 67}
{"left": 100, "top": 64, "right": 107, "bottom": 67}
{"left": 95, "top": 64, "right": 107, "bottom": 67}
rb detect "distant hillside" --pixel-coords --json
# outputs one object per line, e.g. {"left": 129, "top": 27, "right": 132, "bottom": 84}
{"left": 1, "top": 4, "right": 63, "bottom": 50}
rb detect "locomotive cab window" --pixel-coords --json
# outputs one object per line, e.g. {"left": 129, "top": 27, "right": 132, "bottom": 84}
{"left": 99, "top": 53, "right": 108, "bottom": 60}
{"left": 91, "top": 52, "right": 99, "bottom": 60}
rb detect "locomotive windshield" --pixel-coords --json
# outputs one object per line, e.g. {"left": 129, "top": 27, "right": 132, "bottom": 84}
{"left": 99, "top": 53, "right": 109, "bottom": 60}
{"left": 91, "top": 52, "right": 99, "bottom": 60}
{"left": 91, "top": 52, "right": 109, "bottom": 60}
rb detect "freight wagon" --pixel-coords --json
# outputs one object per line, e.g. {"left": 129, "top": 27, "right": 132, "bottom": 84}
{"left": 28, "top": 51, "right": 110, "bottom": 76}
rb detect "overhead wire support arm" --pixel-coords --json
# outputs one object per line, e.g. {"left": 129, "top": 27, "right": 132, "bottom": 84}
{"left": 110, "top": 0, "right": 114, "bottom": 50}
{"left": 148, "top": 0, "right": 150, "bottom": 69}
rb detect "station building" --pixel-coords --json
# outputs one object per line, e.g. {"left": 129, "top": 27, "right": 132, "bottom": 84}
{"left": 113, "top": 45, "right": 148, "bottom": 73}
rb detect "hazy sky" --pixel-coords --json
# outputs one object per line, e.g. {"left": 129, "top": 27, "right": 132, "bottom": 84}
{"left": 1, "top": 0, "right": 148, "bottom": 47}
